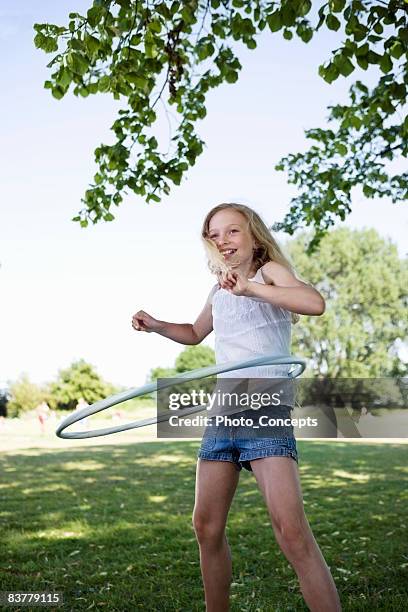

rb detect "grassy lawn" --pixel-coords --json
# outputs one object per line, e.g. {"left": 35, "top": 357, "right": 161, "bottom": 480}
{"left": 0, "top": 413, "right": 407, "bottom": 611}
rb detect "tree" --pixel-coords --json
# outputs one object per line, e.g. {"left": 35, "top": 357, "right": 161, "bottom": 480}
{"left": 149, "top": 344, "right": 215, "bottom": 380}
{"left": 287, "top": 227, "right": 408, "bottom": 377}
{"left": 175, "top": 344, "right": 216, "bottom": 371}
{"left": 7, "top": 375, "right": 49, "bottom": 418}
{"left": 34, "top": 1, "right": 407, "bottom": 244}
{"left": 148, "top": 365, "right": 178, "bottom": 381}
{"left": 150, "top": 345, "right": 216, "bottom": 408}
{"left": 48, "top": 359, "right": 116, "bottom": 411}
{"left": 0, "top": 383, "right": 10, "bottom": 417}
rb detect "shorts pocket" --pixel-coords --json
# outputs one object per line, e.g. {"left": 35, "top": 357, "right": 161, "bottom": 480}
{"left": 200, "top": 436, "right": 216, "bottom": 452}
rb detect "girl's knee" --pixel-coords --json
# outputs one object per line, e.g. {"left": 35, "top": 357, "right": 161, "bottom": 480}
{"left": 192, "top": 512, "right": 225, "bottom": 545}
{"left": 274, "top": 516, "right": 313, "bottom": 556}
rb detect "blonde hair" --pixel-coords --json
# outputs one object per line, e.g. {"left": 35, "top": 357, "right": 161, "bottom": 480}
{"left": 201, "top": 203, "right": 299, "bottom": 324}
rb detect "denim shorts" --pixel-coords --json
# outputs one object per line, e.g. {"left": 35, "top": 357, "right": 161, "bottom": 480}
{"left": 197, "top": 405, "right": 299, "bottom": 472}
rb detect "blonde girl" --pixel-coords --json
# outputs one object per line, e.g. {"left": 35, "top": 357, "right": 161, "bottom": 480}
{"left": 132, "top": 203, "right": 341, "bottom": 612}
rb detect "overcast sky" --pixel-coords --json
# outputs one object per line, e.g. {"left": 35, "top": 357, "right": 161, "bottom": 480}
{"left": 1, "top": 1, "right": 407, "bottom": 390}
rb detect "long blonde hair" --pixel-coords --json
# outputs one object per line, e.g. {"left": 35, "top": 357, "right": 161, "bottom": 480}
{"left": 201, "top": 203, "right": 300, "bottom": 324}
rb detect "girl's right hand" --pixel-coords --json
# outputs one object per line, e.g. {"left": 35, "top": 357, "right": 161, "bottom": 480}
{"left": 132, "top": 310, "right": 162, "bottom": 333}
{"left": 217, "top": 270, "right": 237, "bottom": 291}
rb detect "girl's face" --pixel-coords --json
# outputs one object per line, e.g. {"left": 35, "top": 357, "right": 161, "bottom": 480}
{"left": 207, "top": 209, "right": 256, "bottom": 268}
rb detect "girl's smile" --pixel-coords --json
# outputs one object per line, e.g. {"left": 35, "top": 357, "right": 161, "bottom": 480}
{"left": 220, "top": 248, "right": 237, "bottom": 259}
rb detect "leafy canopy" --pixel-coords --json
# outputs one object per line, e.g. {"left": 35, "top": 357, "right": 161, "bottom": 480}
{"left": 48, "top": 359, "right": 116, "bottom": 411}
{"left": 149, "top": 344, "right": 215, "bottom": 380}
{"left": 287, "top": 227, "right": 408, "bottom": 377}
{"left": 35, "top": 1, "right": 407, "bottom": 245}
{"left": 7, "top": 374, "right": 49, "bottom": 418}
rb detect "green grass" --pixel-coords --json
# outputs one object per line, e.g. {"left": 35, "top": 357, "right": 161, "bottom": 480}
{"left": 0, "top": 419, "right": 407, "bottom": 611}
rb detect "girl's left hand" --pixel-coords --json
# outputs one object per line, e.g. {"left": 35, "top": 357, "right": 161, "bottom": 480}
{"left": 218, "top": 270, "right": 250, "bottom": 296}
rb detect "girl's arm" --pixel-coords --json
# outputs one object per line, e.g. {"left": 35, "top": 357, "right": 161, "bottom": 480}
{"left": 221, "top": 262, "right": 325, "bottom": 316}
{"left": 132, "top": 288, "right": 214, "bottom": 345}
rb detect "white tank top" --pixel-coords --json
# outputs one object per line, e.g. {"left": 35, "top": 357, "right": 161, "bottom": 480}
{"left": 209, "top": 266, "right": 292, "bottom": 379}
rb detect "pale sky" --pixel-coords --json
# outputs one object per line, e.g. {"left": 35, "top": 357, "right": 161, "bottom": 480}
{"left": 1, "top": 1, "right": 407, "bottom": 390}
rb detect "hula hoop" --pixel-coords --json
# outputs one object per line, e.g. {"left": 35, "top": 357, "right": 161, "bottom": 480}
{"left": 56, "top": 353, "right": 306, "bottom": 440}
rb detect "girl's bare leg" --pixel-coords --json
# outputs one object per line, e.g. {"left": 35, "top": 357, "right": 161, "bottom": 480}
{"left": 250, "top": 456, "right": 341, "bottom": 612}
{"left": 192, "top": 459, "right": 240, "bottom": 612}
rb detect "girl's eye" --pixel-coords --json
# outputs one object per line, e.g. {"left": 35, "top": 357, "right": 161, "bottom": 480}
{"left": 230, "top": 229, "right": 238, "bottom": 234}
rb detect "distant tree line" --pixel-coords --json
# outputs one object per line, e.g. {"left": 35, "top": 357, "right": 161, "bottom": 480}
{"left": 2, "top": 229, "right": 406, "bottom": 416}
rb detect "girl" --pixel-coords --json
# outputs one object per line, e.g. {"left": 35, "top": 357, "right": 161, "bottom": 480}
{"left": 132, "top": 203, "right": 341, "bottom": 612}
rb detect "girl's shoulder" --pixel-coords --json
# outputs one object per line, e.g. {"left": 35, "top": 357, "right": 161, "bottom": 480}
{"left": 258, "top": 261, "right": 300, "bottom": 286}
{"left": 206, "top": 282, "right": 220, "bottom": 305}
{"left": 256, "top": 261, "right": 276, "bottom": 284}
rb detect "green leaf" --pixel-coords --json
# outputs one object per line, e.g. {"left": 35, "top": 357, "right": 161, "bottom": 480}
{"left": 98, "top": 75, "right": 111, "bottom": 92}
{"left": 85, "top": 34, "right": 101, "bottom": 55}
{"left": 57, "top": 67, "right": 72, "bottom": 88}
{"left": 350, "top": 115, "right": 362, "bottom": 129}
{"left": 398, "top": 28, "right": 408, "bottom": 43}
{"left": 130, "top": 34, "right": 142, "bottom": 46}
{"left": 367, "top": 35, "right": 382, "bottom": 44}
{"left": 34, "top": 33, "right": 58, "bottom": 53}
{"left": 144, "top": 42, "right": 158, "bottom": 59}
{"left": 355, "top": 43, "right": 369, "bottom": 57}
{"left": 363, "top": 185, "right": 375, "bottom": 197}
{"left": 367, "top": 50, "right": 382, "bottom": 64}
{"left": 66, "top": 51, "right": 89, "bottom": 75}
{"left": 353, "top": 27, "right": 367, "bottom": 42}
{"left": 330, "top": 0, "right": 345, "bottom": 12}
{"left": 299, "top": 0, "right": 312, "bottom": 17}
{"left": 267, "top": 12, "right": 282, "bottom": 33}
{"left": 126, "top": 73, "right": 147, "bottom": 88}
{"left": 197, "top": 40, "right": 215, "bottom": 61}
{"left": 335, "top": 142, "right": 348, "bottom": 155}
{"left": 318, "top": 63, "right": 340, "bottom": 84}
{"left": 390, "top": 41, "right": 404, "bottom": 60}
{"left": 87, "top": 6, "right": 104, "bottom": 28}
{"left": 170, "top": 2, "right": 180, "bottom": 16}
{"left": 225, "top": 70, "right": 239, "bottom": 83}
{"left": 356, "top": 56, "right": 368, "bottom": 70}
{"left": 326, "top": 14, "right": 341, "bottom": 31}
{"left": 34, "top": 32, "right": 46, "bottom": 49}
{"left": 380, "top": 53, "right": 392, "bottom": 74}
{"left": 297, "top": 24, "right": 313, "bottom": 43}
{"left": 52, "top": 87, "right": 65, "bottom": 100}
{"left": 147, "top": 20, "right": 162, "bottom": 34}
{"left": 281, "top": 5, "right": 296, "bottom": 27}
{"left": 334, "top": 54, "right": 355, "bottom": 77}
{"left": 283, "top": 29, "right": 293, "bottom": 41}
{"left": 167, "top": 169, "right": 182, "bottom": 185}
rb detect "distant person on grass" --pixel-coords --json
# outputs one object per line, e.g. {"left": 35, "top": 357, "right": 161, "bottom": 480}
{"left": 36, "top": 401, "right": 50, "bottom": 434}
{"left": 132, "top": 203, "right": 341, "bottom": 611}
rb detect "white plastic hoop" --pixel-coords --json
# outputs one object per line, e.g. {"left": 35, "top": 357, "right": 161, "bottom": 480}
{"left": 56, "top": 353, "right": 306, "bottom": 440}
